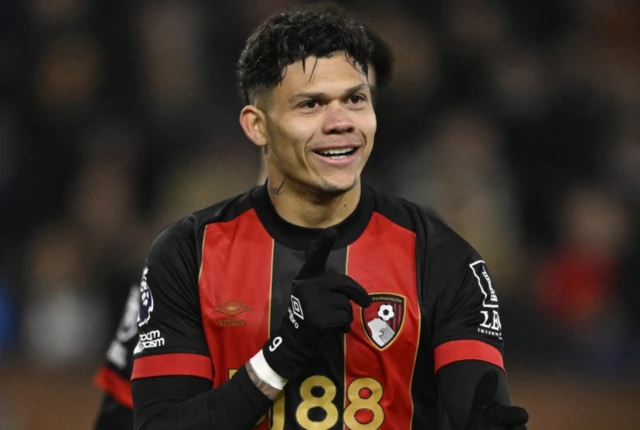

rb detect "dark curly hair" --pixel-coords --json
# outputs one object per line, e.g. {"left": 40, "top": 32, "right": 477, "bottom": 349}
{"left": 237, "top": 9, "right": 372, "bottom": 104}
{"left": 307, "top": 2, "right": 394, "bottom": 92}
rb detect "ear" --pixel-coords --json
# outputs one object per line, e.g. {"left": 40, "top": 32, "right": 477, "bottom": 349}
{"left": 239, "top": 105, "right": 267, "bottom": 149}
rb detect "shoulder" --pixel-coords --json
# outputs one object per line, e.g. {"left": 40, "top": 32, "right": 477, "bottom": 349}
{"left": 422, "top": 210, "right": 479, "bottom": 264}
{"left": 149, "top": 188, "right": 255, "bottom": 256}
{"left": 368, "top": 186, "right": 480, "bottom": 293}
{"left": 368, "top": 185, "right": 420, "bottom": 232}
{"left": 190, "top": 188, "right": 255, "bottom": 231}
{"left": 369, "top": 186, "right": 477, "bottom": 258}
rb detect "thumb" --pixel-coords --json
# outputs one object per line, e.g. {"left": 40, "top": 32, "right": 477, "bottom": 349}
{"left": 329, "top": 275, "right": 372, "bottom": 308}
{"left": 298, "top": 228, "right": 337, "bottom": 277}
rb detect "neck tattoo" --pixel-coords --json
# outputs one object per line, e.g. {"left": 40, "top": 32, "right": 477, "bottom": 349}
{"left": 270, "top": 178, "right": 286, "bottom": 195}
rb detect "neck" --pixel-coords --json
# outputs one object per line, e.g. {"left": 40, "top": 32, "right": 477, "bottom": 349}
{"left": 267, "top": 176, "right": 361, "bottom": 229}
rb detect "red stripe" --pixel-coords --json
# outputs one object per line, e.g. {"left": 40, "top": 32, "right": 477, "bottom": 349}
{"left": 199, "top": 210, "right": 273, "bottom": 430}
{"left": 346, "top": 212, "right": 420, "bottom": 429}
{"left": 94, "top": 366, "right": 133, "bottom": 408}
{"left": 131, "top": 353, "right": 213, "bottom": 381}
{"left": 434, "top": 340, "right": 504, "bottom": 373}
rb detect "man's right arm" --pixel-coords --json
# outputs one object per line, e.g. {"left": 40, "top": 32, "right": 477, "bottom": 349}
{"left": 131, "top": 219, "right": 278, "bottom": 430}
{"left": 133, "top": 224, "right": 368, "bottom": 429}
{"left": 133, "top": 365, "right": 275, "bottom": 429}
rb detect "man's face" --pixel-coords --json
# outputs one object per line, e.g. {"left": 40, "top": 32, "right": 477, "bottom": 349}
{"left": 262, "top": 52, "right": 376, "bottom": 194}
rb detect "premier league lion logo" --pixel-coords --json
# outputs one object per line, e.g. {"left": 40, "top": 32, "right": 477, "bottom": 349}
{"left": 137, "top": 266, "right": 154, "bottom": 327}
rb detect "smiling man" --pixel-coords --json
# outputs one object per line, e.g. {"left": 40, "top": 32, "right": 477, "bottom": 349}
{"left": 240, "top": 51, "right": 376, "bottom": 226}
{"left": 92, "top": 5, "right": 396, "bottom": 428}
{"left": 129, "top": 8, "right": 528, "bottom": 430}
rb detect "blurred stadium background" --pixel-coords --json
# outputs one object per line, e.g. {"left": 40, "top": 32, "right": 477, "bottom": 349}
{"left": 0, "top": 0, "right": 639, "bottom": 428}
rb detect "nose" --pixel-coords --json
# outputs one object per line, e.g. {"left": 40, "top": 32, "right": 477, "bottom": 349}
{"left": 322, "top": 103, "right": 355, "bottom": 135}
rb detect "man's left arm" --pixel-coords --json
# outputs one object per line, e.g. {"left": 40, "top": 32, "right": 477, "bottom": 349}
{"left": 431, "top": 255, "right": 528, "bottom": 430}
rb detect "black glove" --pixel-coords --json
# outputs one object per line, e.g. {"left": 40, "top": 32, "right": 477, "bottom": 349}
{"left": 262, "top": 228, "right": 372, "bottom": 380}
{"left": 466, "top": 370, "right": 529, "bottom": 430}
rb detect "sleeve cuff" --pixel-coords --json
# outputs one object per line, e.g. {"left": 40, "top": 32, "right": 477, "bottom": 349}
{"left": 434, "top": 340, "right": 504, "bottom": 374}
{"left": 131, "top": 353, "right": 213, "bottom": 381}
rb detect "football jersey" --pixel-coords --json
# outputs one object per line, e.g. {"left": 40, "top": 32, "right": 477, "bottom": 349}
{"left": 131, "top": 184, "right": 505, "bottom": 429}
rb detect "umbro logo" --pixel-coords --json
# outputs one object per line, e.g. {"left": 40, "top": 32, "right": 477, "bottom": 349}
{"left": 215, "top": 301, "right": 251, "bottom": 327}
{"left": 215, "top": 301, "right": 251, "bottom": 316}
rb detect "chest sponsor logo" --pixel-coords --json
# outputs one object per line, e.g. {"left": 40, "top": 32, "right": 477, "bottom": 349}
{"left": 361, "top": 293, "right": 406, "bottom": 350}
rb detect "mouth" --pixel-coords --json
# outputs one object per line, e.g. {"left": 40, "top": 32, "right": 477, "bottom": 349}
{"left": 314, "top": 147, "right": 358, "bottom": 159}
{"left": 311, "top": 145, "right": 362, "bottom": 166}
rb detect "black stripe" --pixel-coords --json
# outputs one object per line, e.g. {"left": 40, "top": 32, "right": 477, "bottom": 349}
{"left": 270, "top": 242, "right": 303, "bottom": 336}
{"left": 271, "top": 242, "right": 347, "bottom": 429}
{"left": 271, "top": 242, "right": 303, "bottom": 430}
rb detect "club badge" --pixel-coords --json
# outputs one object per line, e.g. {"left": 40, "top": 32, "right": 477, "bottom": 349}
{"left": 361, "top": 293, "right": 405, "bottom": 350}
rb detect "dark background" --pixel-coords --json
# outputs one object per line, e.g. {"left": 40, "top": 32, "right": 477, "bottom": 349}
{"left": 0, "top": 0, "right": 639, "bottom": 428}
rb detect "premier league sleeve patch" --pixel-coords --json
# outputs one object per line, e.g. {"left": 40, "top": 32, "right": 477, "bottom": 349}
{"left": 137, "top": 267, "right": 154, "bottom": 327}
{"left": 361, "top": 293, "right": 406, "bottom": 350}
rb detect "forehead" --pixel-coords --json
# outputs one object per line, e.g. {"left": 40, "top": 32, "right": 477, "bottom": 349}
{"left": 274, "top": 53, "right": 369, "bottom": 100}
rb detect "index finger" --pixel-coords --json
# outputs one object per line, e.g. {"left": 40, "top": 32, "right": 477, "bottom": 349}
{"left": 298, "top": 228, "right": 337, "bottom": 277}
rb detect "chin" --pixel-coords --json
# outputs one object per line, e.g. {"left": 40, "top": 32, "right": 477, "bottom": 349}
{"left": 315, "top": 175, "right": 359, "bottom": 195}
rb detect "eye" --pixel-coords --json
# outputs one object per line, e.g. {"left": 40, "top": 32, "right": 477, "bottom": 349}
{"left": 300, "top": 100, "right": 320, "bottom": 109}
{"left": 348, "top": 94, "right": 366, "bottom": 104}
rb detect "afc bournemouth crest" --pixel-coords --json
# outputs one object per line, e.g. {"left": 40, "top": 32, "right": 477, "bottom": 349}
{"left": 361, "top": 293, "right": 405, "bottom": 350}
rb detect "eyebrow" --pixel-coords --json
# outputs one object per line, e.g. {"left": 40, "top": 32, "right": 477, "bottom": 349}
{"left": 289, "top": 83, "right": 370, "bottom": 104}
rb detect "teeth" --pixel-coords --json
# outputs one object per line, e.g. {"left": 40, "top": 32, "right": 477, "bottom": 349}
{"left": 320, "top": 148, "right": 355, "bottom": 156}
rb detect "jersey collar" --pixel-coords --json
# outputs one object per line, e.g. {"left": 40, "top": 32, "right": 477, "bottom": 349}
{"left": 251, "top": 182, "right": 374, "bottom": 251}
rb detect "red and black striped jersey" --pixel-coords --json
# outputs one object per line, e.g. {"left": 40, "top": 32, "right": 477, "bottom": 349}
{"left": 130, "top": 183, "right": 505, "bottom": 429}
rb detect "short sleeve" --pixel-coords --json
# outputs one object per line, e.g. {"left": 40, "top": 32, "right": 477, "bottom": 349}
{"left": 131, "top": 217, "right": 213, "bottom": 382}
{"left": 423, "top": 215, "right": 505, "bottom": 375}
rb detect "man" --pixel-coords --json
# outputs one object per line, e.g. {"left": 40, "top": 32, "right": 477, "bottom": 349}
{"left": 93, "top": 5, "right": 394, "bottom": 428}
{"left": 131, "top": 9, "right": 528, "bottom": 430}
{"left": 105, "top": 8, "right": 529, "bottom": 430}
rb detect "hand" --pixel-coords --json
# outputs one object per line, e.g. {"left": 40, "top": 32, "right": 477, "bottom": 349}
{"left": 466, "top": 370, "right": 529, "bottom": 430}
{"left": 262, "top": 228, "right": 371, "bottom": 379}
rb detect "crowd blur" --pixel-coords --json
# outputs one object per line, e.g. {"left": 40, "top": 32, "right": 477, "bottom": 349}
{"left": 0, "top": 0, "right": 639, "bottom": 428}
